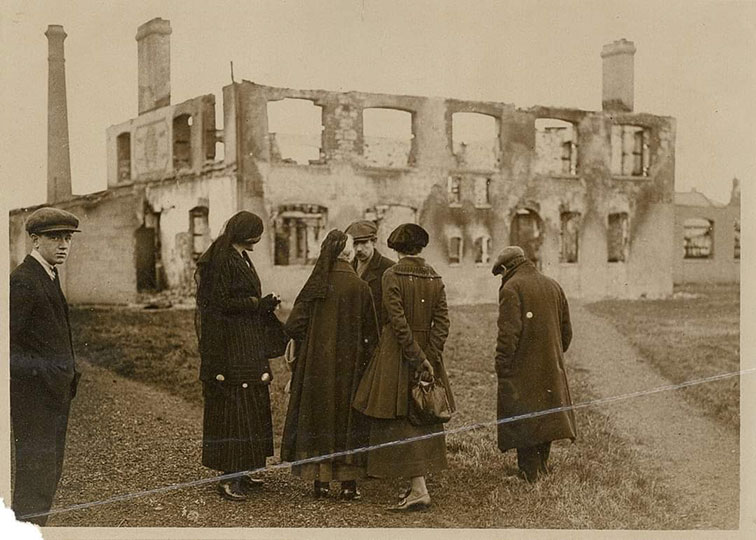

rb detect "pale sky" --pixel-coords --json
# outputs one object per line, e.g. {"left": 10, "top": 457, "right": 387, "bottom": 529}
{"left": 2, "top": 0, "right": 755, "bottom": 208}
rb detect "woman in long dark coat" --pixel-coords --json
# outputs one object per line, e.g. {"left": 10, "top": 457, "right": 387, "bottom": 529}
{"left": 195, "top": 211, "right": 282, "bottom": 501}
{"left": 281, "top": 230, "right": 379, "bottom": 500}
{"left": 353, "top": 223, "right": 454, "bottom": 511}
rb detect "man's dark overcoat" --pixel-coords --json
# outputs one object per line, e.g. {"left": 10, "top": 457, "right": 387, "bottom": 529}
{"left": 353, "top": 248, "right": 394, "bottom": 329}
{"left": 281, "top": 261, "right": 379, "bottom": 464}
{"left": 10, "top": 255, "right": 79, "bottom": 525}
{"left": 495, "top": 259, "right": 576, "bottom": 451}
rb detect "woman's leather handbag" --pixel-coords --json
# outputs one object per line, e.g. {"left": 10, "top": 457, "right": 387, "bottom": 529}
{"left": 408, "top": 373, "right": 453, "bottom": 426}
{"left": 260, "top": 311, "right": 288, "bottom": 359}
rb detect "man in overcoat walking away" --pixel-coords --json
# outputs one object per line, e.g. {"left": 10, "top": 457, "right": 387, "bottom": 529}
{"left": 10, "top": 207, "right": 82, "bottom": 525}
{"left": 491, "top": 246, "right": 576, "bottom": 483}
{"left": 345, "top": 220, "right": 394, "bottom": 329}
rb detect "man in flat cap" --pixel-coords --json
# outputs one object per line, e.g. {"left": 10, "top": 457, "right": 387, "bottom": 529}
{"left": 345, "top": 220, "right": 394, "bottom": 329}
{"left": 491, "top": 246, "right": 575, "bottom": 483}
{"left": 10, "top": 207, "right": 82, "bottom": 525}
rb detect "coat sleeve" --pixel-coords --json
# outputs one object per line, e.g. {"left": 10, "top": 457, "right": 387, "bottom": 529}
{"left": 383, "top": 270, "right": 427, "bottom": 368}
{"left": 559, "top": 287, "right": 573, "bottom": 353}
{"left": 9, "top": 276, "right": 42, "bottom": 377}
{"left": 284, "top": 299, "right": 312, "bottom": 341}
{"left": 428, "top": 280, "right": 450, "bottom": 363}
{"left": 209, "top": 258, "right": 261, "bottom": 314}
{"left": 495, "top": 285, "right": 522, "bottom": 377}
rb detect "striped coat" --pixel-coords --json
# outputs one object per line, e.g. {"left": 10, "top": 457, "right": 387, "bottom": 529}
{"left": 197, "top": 249, "right": 272, "bottom": 384}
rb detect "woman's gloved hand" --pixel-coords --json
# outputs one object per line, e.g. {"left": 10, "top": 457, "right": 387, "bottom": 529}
{"left": 260, "top": 293, "right": 281, "bottom": 312}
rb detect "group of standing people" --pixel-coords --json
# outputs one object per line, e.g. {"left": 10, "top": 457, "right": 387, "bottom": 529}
{"left": 193, "top": 210, "right": 576, "bottom": 511}
{"left": 194, "top": 213, "right": 454, "bottom": 510}
{"left": 9, "top": 205, "right": 575, "bottom": 523}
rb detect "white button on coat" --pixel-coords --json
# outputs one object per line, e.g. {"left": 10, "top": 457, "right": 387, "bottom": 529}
{"left": 526, "top": 311, "right": 533, "bottom": 319}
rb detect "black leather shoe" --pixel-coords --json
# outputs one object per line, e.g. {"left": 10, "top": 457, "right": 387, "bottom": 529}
{"left": 314, "top": 480, "right": 330, "bottom": 499}
{"left": 240, "top": 475, "right": 264, "bottom": 493}
{"left": 339, "top": 481, "right": 362, "bottom": 501}
{"left": 217, "top": 479, "right": 248, "bottom": 501}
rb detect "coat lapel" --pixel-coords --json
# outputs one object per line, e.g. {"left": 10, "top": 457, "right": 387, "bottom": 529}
{"left": 231, "top": 250, "right": 262, "bottom": 296}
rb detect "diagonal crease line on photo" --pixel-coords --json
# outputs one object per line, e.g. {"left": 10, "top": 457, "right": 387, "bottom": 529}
{"left": 19, "top": 366, "right": 753, "bottom": 521}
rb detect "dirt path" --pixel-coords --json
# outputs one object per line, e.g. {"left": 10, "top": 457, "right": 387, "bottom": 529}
{"left": 568, "top": 302, "right": 739, "bottom": 529}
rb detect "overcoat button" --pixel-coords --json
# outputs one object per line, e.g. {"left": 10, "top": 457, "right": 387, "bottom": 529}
{"left": 242, "top": 383, "right": 248, "bottom": 388}
{"left": 526, "top": 311, "right": 533, "bottom": 319}
{"left": 216, "top": 374, "right": 225, "bottom": 381}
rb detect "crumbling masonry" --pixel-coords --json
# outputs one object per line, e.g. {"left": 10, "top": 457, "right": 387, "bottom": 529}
{"left": 9, "top": 20, "right": 676, "bottom": 305}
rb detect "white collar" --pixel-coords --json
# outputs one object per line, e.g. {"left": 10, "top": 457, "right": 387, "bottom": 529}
{"left": 30, "top": 249, "right": 57, "bottom": 280}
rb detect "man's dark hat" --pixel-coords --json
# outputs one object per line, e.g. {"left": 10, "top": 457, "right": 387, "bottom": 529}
{"left": 345, "top": 220, "right": 378, "bottom": 241}
{"left": 492, "top": 245, "right": 525, "bottom": 276}
{"left": 25, "top": 207, "right": 81, "bottom": 235}
{"left": 387, "top": 223, "right": 429, "bottom": 252}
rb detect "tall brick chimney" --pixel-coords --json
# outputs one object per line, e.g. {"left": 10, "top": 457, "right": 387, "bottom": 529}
{"left": 136, "top": 17, "right": 171, "bottom": 115}
{"left": 45, "top": 24, "right": 72, "bottom": 203}
{"left": 601, "top": 38, "right": 636, "bottom": 113}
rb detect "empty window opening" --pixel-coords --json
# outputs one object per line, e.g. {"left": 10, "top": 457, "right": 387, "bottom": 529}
{"left": 452, "top": 112, "right": 499, "bottom": 170}
{"left": 734, "top": 220, "right": 740, "bottom": 260}
{"left": 448, "top": 176, "right": 462, "bottom": 206}
{"left": 267, "top": 99, "right": 323, "bottom": 165}
{"left": 474, "top": 235, "right": 492, "bottom": 265}
{"left": 117, "top": 132, "right": 131, "bottom": 183}
{"left": 560, "top": 212, "right": 580, "bottom": 263}
{"left": 448, "top": 235, "right": 463, "bottom": 265}
{"left": 173, "top": 114, "right": 193, "bottom": 171}
{"left": 474, "top": 177, "right": 492, "bottom": 207}
{"left": 510, "top": 208, "right": 543, "bottom": 266}
{"left": 190, "top": 206, "right": 211, "bottom": 261}
{"left": 683, "top": 218, "right": 714, "bottom": 259}
{"left": 136, "top": 206, "right": 162, "bottom": 292}
{"left": 611, "top": 125, "right": 650, "bottom": 176}
{"left": 535, "top": 119, "right": 578, "bottom": 175}
{"left": 607, "top": 212, "right": 629, "bottom": 262}
{"left": 362, "top": 108, "right": 413, "bottom": 167}
{"left": 274, "top": 204, "right": 328, "bottom": 265}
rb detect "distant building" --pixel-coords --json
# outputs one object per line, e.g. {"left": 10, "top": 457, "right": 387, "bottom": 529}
{"left": 673, "top": 179, "right": 740, "bottom": 284}
{"left": 9, "top": 20, "right": 676, "bottom": 304}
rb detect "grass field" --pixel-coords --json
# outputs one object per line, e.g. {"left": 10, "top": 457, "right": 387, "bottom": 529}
{"left": 68, "top": 302, "right": 702, "bottom": 528}
{"left": 586, "top": 283, "right": 740, "bottom": 431}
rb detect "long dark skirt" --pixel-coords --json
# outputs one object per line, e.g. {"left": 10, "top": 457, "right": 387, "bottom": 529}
{"left": 365, "top": 416, "right": 447, "bottom": 478}
{"left": 201, "top": 381, "right": 274, "bottom": 472}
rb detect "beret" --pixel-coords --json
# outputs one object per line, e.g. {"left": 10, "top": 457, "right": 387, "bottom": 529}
{"left": 25, "top": 207, "right": 81, "bottom": 235}
{"left": 387, "top": 223, "right": 429, "bottom": 251}
{"left": 345, "top": 220, "right": 378, "bottom": 241}
{"left": 492, "top": 245, "right": 526, "bottom": 275}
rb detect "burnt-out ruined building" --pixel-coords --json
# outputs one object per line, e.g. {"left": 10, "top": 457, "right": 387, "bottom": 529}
{"left": 9, "top": 20, "right": 676, "bottom": 305}
{"left": 673, "top": 178, "right": 740, "bottom": 284}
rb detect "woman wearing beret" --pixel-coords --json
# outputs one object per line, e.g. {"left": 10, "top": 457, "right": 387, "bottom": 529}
{"left": 281, "top": 230, "right": 379, "bottom": 500}
{"left": 194, "top": 211, "right": 283, "bottom": 501}
{"left": 353, "top": 223, "right": 455, "bottom": 511}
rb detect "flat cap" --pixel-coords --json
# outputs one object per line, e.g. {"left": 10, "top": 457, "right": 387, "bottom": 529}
{"left": 387, "top": 223, "right": 429, "bottom": 252}
{"left": 491, "top": 245, "right": 525, "bottom": 276}
{"left": 345, "top": 220, "right": 378, "bottom": 241}
{"left": 26, "top": 207, "right": 81, "bottom": 235}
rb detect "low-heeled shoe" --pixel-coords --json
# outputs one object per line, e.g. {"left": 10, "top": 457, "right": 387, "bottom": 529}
{"left": 388, "top": 491, "right": 431, "bottom": 511}
{"left": 240, "top": 476, "right": 264, "bottom": 492}
{"left": 217, "top": 480, "right": 248, "bottom": 502}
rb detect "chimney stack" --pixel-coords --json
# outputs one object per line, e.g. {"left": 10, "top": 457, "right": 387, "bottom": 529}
{"left": 136, "top": 18, "right": 171, "bottom": 115}
{"left": 601, "top": 38, "right": 636, "bottom": 112}
{"left": 45, "top": 24, "right": 73, "bottom": 203}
